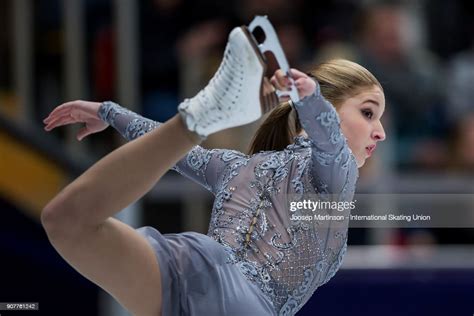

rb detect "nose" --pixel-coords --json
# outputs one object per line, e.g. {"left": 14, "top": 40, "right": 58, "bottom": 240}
{"left": 372, "top": 121, "right": 386, "bottom": 142}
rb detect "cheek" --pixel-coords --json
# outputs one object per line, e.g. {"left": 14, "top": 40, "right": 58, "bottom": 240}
{"left": 340, "top": 118, "right": 364, "bottom": 149}
{"left": 340, "top": 117, "right": 369, "bottom": 165}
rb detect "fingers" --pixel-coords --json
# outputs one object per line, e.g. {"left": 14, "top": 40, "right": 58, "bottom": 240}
{"left": 270, "top": 69, "right": 291, "bottom": 91}
{"left": 270, "top": 76, "right": 285, "bottom": 91}
{"left": 293, "top": 73, "right": 317, "bottom": 99}
{"left": 270, "top": 68, "right": 317, "bottom": 100}
{"left": 44, "top": 114, "right": 77, "bottom": 131}
{"left": 262, "top": 77, "right": 276, "bottom": 95}
{"left": 43, "top": 108, "right": 69, "bottom": 124}
{"left": 293, "top": 78, "right": 308, "bottom": 93}
{"left": 294, "top": 76, "right": 309, "bottom": 87}
{"left": 43, "top": 100, "right": 90, "bottom": 123}
{"left": 289, "top": 68, "right": 309, "bottom": 79}
{"left": 76, "top": 126, "right": 91, "bottom": 141}
{"left": 43, "top": 101, "right": 77, "bottom": 123}
{"left": 270, "top": 68, "right": 309, "bottom": 90}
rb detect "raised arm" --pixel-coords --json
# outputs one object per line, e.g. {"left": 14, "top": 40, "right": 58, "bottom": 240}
{"left": 44, "top": 100, "right": 233, "bottom": 194}
{"left": 98, "top": 101, "right": 232, "bottom": 194}
{"left": 270, "top": 69, "right": 358, "bottom": 199}
{"left": 293, "top": 84, "right": 358, "bottom": 200}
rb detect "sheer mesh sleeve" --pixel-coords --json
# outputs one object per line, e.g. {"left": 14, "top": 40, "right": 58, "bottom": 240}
{"left": 98, "top": 101, "right": 233, "bottom": 194}
{"left": 293, "top": 84, "right": 359, "bottom": 200}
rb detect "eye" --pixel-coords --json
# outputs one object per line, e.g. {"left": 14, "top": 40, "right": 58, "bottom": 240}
{"left": 361, "top": 109, "right": 373, "bottom": 119}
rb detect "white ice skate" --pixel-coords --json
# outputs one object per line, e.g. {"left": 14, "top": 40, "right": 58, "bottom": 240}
{"left": 178, "top": 15, "right": 300, "bottom": 138}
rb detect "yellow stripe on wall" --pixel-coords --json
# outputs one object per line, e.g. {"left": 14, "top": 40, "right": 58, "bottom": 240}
{"left": 0, "top": 131, "right": 68, "bottom": 221}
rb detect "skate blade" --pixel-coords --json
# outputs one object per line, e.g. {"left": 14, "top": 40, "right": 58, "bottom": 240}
{"left": 241, "top": 26, "right": 279, "bottom": 114}
{"left": 248, "top": 15, "right": 300, "bottom": 104}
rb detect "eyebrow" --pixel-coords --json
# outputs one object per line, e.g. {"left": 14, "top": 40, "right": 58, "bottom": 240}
{"left": 363, "top": 99, "right": 380, "bottom": 107}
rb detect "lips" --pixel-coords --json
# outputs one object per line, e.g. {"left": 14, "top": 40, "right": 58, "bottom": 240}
{"left": 366, "top": 144, "right": 376, "bottom": 156}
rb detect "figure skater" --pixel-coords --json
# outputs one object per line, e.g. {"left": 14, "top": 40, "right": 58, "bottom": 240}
{"left": 41, "top": 18, "right": 385, "bottom": 316}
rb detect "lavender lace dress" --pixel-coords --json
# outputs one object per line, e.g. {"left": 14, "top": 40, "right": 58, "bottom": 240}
{"left": 98, "top": 85, "right": 358, "bottom": 316}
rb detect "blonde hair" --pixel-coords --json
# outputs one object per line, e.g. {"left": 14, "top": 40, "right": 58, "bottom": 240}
{"left": 248, "top": 59, "right": 382, "bottom": 154}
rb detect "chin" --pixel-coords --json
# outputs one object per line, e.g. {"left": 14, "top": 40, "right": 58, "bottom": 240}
{"left": 356, "top": 158, "right": 365, "bottom": 168}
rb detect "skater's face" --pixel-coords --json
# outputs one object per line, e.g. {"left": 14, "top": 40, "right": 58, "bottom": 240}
{"left": 337, "top": 85, "right": 386, "bottom": 168}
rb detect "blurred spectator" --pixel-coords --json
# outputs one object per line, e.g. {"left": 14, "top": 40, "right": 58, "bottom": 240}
{"left": 449, "top": 113, "right": 474, "bottom": 171}
{"left": 274, "top": 22, "right": 311, "bottom": 69}
{"left": 236, "top": 0, "right": 302, "bottom": 23}
{"left": 139, "top": 0, "right": 190, "bottom": 123}
{"left": 446, "top": 28, "right": 474, "bottom": 125}
{"left": 425, "top": 0, "right": 474, "bottom": 60}
{"left": 301, "top": 0, "right": 360, "bottom": 49}
{"left": 445, "top": 21, "right": 474, "bottom": 172}
{"left": 353, "top": 2, "right": 448, "bottom": 169}
{"left": 141, "top": 0, "right": 237, "bottom": 122}
{"left": 177, "top": 19, "right": 230, "bottom": 98}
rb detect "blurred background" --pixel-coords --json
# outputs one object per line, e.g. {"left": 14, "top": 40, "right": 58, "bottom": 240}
{"left": 0, "top": 0, "right": 473, "bottom": 315}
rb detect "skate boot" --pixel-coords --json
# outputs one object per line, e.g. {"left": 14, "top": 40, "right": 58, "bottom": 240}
{"left": 178, "top": 16, "right": 300, "bottom": 139}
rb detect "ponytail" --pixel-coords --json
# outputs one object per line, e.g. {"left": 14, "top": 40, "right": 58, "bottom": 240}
{"left": 248, "top": 101, "right": 301, "bottom": 154}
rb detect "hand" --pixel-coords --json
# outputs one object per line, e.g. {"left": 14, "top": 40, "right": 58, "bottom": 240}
{"left": 43, "top": 100, "right": 109, "bottom": 141}
{"left": 270, "top": 68, "right": 317, "bottom": 100}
